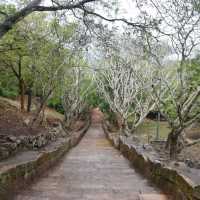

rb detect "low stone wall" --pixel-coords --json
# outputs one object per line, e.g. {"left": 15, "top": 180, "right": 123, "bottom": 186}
{"left": 0, "top": 119, "right": 90, "bottom": 199}
{"left": 102, "top": 121, "right": 200, "bottom": 200}
{"left": 0, "top": 124, "right": 67, "bottom": 161}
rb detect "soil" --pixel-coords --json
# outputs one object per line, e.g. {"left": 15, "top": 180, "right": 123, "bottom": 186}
{"left": 178, "top": 143, "right": 200, "bottom": 168}
{"left": 0, "top": 97, "right": 88, "bottom": 138}
{"left": 0, "top": 100, "right": 46, "bottom": 136}
{"left": 151, "top": 127, "right": 200, "bottom": 169}
{"left": 70, "top": 120, "right": 86, "bottom": 132}
{"left": 178, "top": 124, "right": 200, "bottom": 168}
{"left": 0, "top": 97, "right": 64, "bottom": 137}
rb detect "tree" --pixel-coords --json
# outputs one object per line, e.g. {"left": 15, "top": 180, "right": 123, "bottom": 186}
{"left": 0, "top": 11, "right": 76, "bottom": 116}
{"left": 61, "top": 65, "right": 92, "bottom": 128}
{"left": 152, "top": 65, "right": 200, "bottom": 159}
{"left": 30, "top": 49, "right": 67, "bottom": 126}
{"left": 28, "top": 20, "right": 75, "bottom": 125}
{"left": 95, "top": 56, "right": 156, "bottom": 135}
{"left": 141, "top": 0, "right": 200, "bottom": 159}
{"left": 0, "top": 26, "right": 31, "bottom": 111}
{"left": 0, "top": 0, "right": 157, "bottom": 39}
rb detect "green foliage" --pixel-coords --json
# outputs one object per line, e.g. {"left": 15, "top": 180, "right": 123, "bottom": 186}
{"left": 47, "top": 98, "right": 64, "bottom": 114}
{"left": 162, "top": 99, "right": 177, "bottom": 119}
{"left": 0, "top": 88, "right": 17, "bottom": 98}
{"left": 0, "top": 12, "right": 79, "bottom": 105}
{"left": 85, "top": 89, "right": 110, "bottom": 111}
{"left": 86, "top": 88, "right": 118, "bottom": 125}
{"left": 186, "top": 55, "right": 200, "bottom": 88}
{"left": 0, "top": 70, "right": 18, "bottom": 98}
{"left": 85, "top": 90, "right": 99, "bottom": 107}
{"left": 0, "top": 3, "right": 16, "bottom": 22}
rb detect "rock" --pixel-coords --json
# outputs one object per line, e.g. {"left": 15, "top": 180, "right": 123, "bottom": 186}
{"left": 52, "top": 122, "right": 60, "bottom": 127}
{"left": 60, "top": 130, "right": 67, "bottom": 137}
{"left": 0, "top": 124, "right": 68, "bottom": 161}
{"left": 0, "top": 134, "right": 7, "bottom": 139}
{"left": 174, "top": 162, "right": 180, "bottom": 167}
{"left": 7, "top": 136, "right": 17, "bottom": 142}
{"left": 185, "top": 159, "right": 195, "bottom": 168}
{"left": 197, "top": 163, "right": 200, "bottom": 169}
{"left": 142, "top": 144, "right": 153, "bottom": 151}
{"left": 0, "top": 147, "right": 9, "bottom": 159}
{"left": 23, "top": 118, "right": 31, "bottom": 126}
{"left": 16, "top": 139, "right": 21, "bottom": 145}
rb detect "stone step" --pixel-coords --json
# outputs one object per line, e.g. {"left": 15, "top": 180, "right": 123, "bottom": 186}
{"left": 139, "top": 194, "right": 170, "bottom": 200}
{"left": 14, "top": 123, "right": 170, "bottom": 200}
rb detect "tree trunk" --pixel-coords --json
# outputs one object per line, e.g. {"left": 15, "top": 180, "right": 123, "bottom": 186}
{"left": 30, "top": 90, "right": 52, "bottom": 127}
{"left": 39, "top": 102, "right": 47, "bottom": 125}
{"left": 166, "top": 130, "right": 179, "bottom": 160}
{"left": 30, "top": 100, "right": 45, "bottom": 127}
{"left": 19, "top": 79, "right": 25, "bottom": 112}
{"left": 119, "top": 118, "right": 129, "bottom": 136}
{"left": 116, "top": 113, "right": 124, "bottom": 130}
{"left": 169, "top": 135, "right": 178, "bottom": 160}
{"left": 27, "top": 88, "right": 32, "bottom": 112}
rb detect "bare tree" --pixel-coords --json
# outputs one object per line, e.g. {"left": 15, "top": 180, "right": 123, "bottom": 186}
{"left": 142, "top": 0, "right": 200, "bottom": 159}
{"left": 62, "top": 66, "right": 93, "bottom": 128}
{"left": 95, "top": 57, "right": 156, "bottom": 135}
{"left": 152, "top": 66, "right": 200, "bottom": 159}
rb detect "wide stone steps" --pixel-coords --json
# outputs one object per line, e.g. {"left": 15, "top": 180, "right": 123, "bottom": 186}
{"left": 14, "top": 122, "right": 170, "bottom": 200}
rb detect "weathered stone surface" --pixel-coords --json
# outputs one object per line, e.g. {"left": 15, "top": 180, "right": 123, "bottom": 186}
{"left": 102, "top": 121, "right": 200, "bottom": 200}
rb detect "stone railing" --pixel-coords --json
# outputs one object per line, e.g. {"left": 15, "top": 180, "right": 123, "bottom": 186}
{"left": 0, "top": 119, "right": 91, "bottom": 199}
{"left": 102, "top": 121, "right": 200, "bottom": 200}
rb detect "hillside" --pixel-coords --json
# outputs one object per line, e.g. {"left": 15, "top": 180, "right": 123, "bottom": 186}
{"left": 0, "top": 96, "right": 64, "bottom": 137}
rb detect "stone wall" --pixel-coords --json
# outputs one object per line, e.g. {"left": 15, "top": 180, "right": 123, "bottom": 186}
{"left": 0, "top": 119, "right": 90, "bottom": 199}
{"left": 102, "top": 121, "right": 200, "bottom": 200}
{"left": 0, "top": 123, "right": 69, "bottom": 161}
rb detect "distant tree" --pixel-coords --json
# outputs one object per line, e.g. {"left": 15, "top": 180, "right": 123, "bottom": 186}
{"left": 62, "top": 66, "right": 93, "bottom": 128}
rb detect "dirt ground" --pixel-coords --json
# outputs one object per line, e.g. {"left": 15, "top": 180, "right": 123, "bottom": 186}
{"left": 0, "top": 97, "right": 64, "bottom": 137}
{"left": 151, "top": 125, "right": 200, "bottom": 169}
{"left": 0, "top": 97, "right": 89, "bottom": 138}
{"left": 0, "top": 99, "right": 46, "bottom": 136}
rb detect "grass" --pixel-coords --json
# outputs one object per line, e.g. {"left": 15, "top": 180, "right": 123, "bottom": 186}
{"left": 134, "top": 119, "right": 171, "bottom": 143}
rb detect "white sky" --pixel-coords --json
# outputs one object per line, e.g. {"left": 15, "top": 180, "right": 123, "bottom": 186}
{"left": 119, "top": 0, "right": 141, "bottom": 18}
{"left": 43, "top": 0, "right": 146, "bottom": 20}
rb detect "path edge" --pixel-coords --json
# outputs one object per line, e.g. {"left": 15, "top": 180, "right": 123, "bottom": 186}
{"left": 0, "top": 119, "right": 91, "bottom": 199}
{"left": 102, "top": 121, "right": 200, "bottom": 200}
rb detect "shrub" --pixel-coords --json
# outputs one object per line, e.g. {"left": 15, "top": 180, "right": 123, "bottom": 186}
{"left": 47, "top": 98, "right": 64, "bottom": 114}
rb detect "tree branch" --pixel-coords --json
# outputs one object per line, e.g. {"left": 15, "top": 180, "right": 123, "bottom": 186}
{"left": 0, "top": 0, "right": 151, "bottom": 39}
